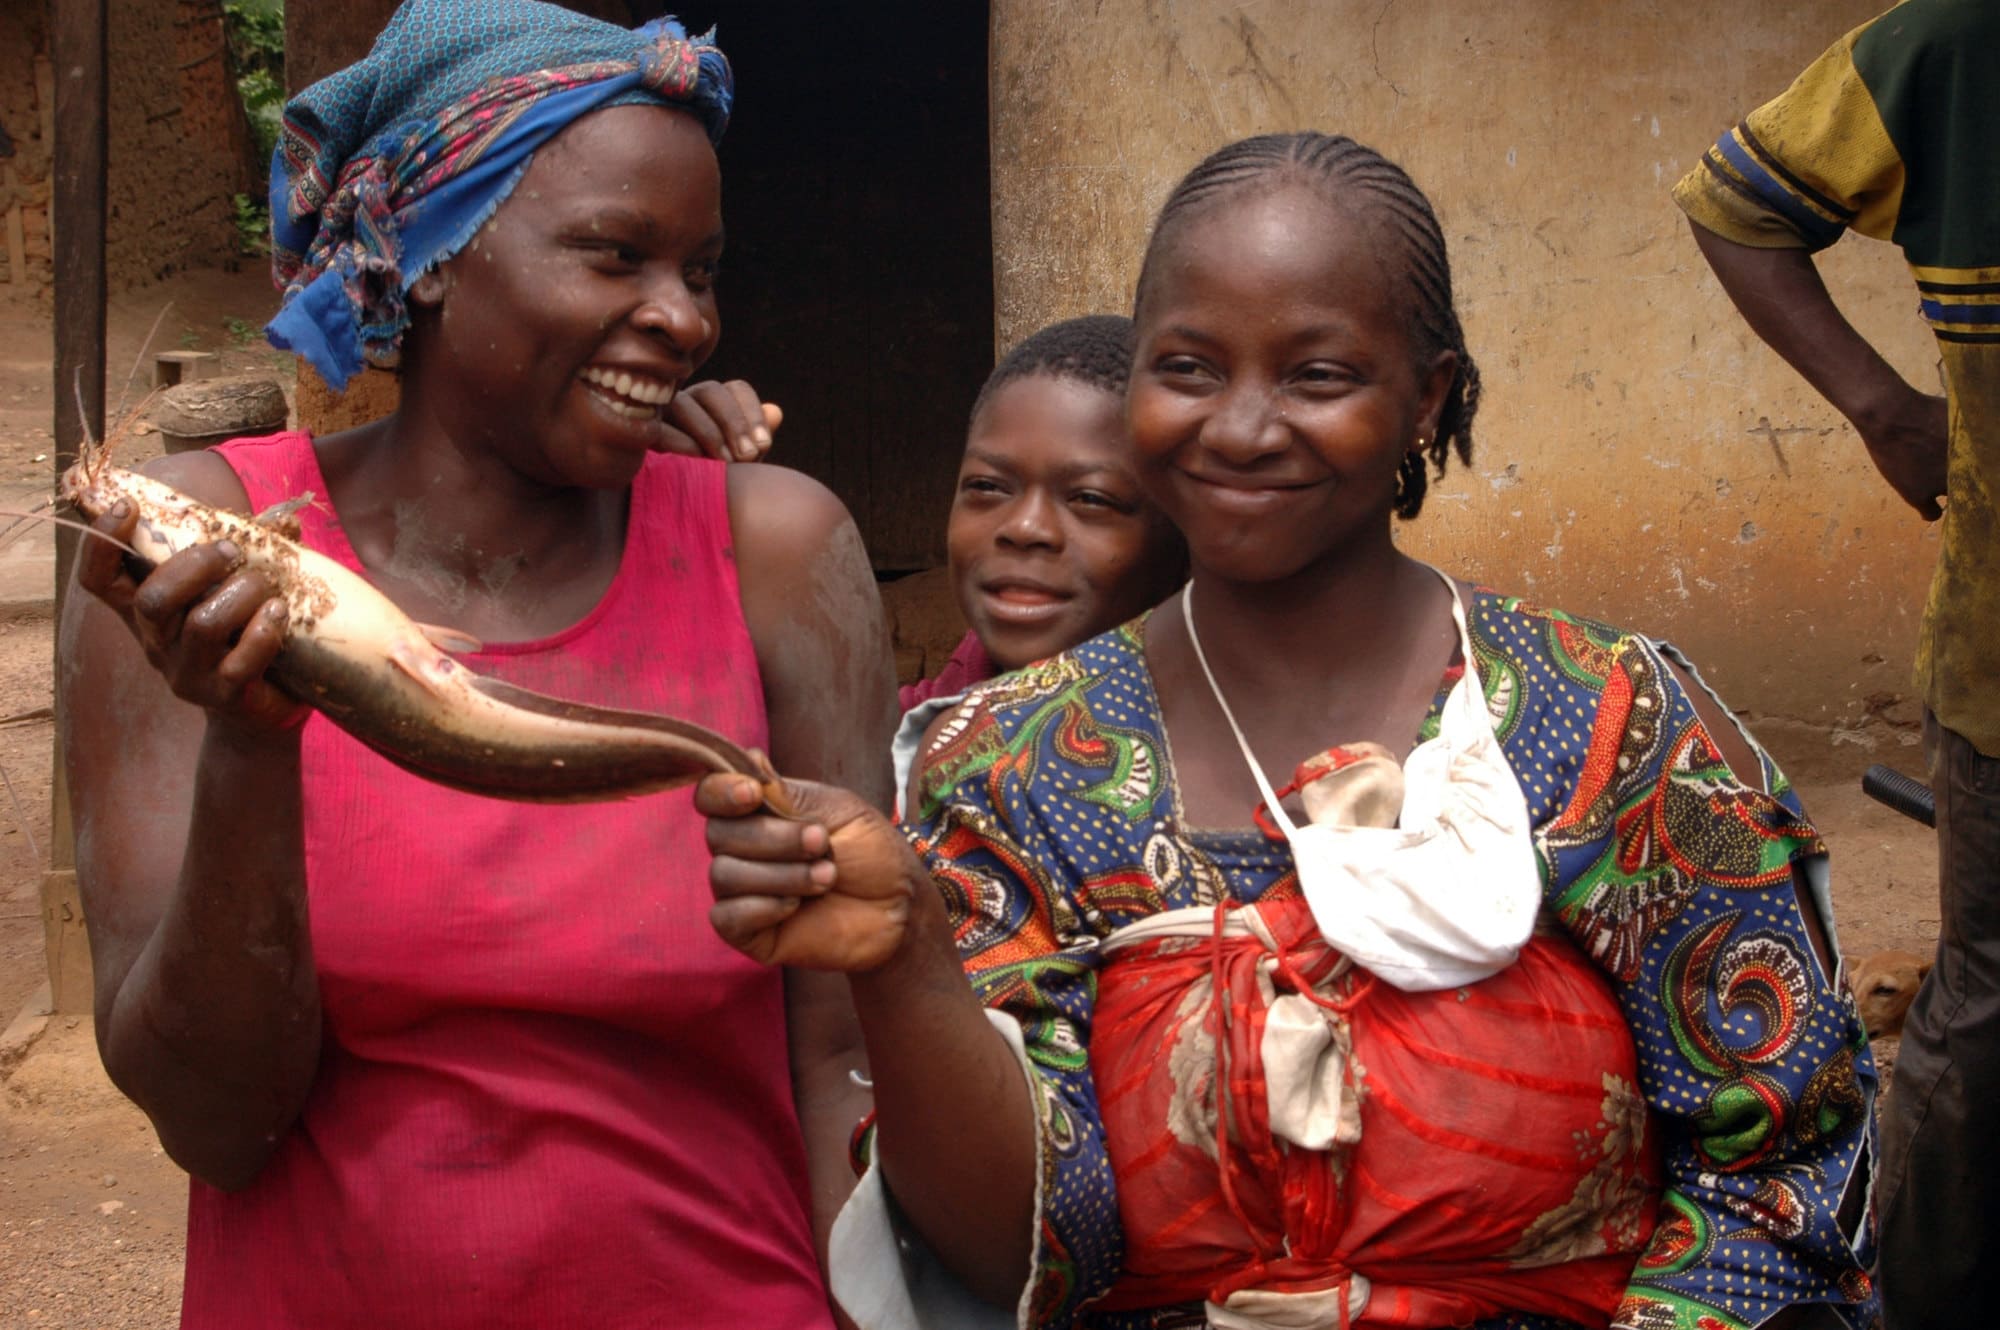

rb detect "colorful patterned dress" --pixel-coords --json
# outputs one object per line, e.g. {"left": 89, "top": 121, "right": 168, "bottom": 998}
{"left": 907, "top": 593, "right": 1878, "bottom": 1330}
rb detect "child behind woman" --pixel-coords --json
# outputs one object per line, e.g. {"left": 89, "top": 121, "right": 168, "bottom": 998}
{"left": 895, "top": 315, "right": 1187, "bottom": 800}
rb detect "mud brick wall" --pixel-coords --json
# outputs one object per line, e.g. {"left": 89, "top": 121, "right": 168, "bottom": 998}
{"left": 0, "top": 5, "right": 54, "bottom": 290}
{"left": 107, "top": 0, "right": 262, "bottom": 288}
{"left": 1, "top": 0, "right": 259, "bottom": 295}
{"left": 989, "top": 0, "right": 1939, "bottom": 729}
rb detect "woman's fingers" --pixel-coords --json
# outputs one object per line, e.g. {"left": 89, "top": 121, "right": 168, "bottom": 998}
{"left": 698, "top": 775, "right": 917, "bottom": 898}
{"left": 138, "top": 553, "right": 276, "bottom": 676}
{"left": 698, "top": 773, "right": 830, "bottom": 853}
{"left": 95, "top": 538, "right": 306, "bottom": 728}
{"left": 131, "top": 541, "right": 245, "bottom": 637}
{"left": 711, "top": 851, "right": 835, "bottom": 900}
{"left": 696, "top": 771, "right": 925, "bottom": 970}
{"left": 658, "top": 380, "right": 777, "bottom": 462}
{"left": 718, "top": 380, "right": 771, "bottom": 460}
{"left": 695, "top": 770, "right": 771, "bottom": 817}
{"left": 709, "top": 895, "right": 804, "bottom": 963}
{"left": 211, "top": 600, "right": 288, "bottom": 691}
{"left": 213, "top": 601, "right": 310, "bottom": 731}
{"left": 660, "top": 383, "right": 730, "bottom": 459}
{"left": 75, "top": 501, "right": 140, "bottom": 607}
{"left": 183, "top": 563, "right": 279, "bottom": 646}
{"left": 705, "top": 816, "right": 832, "bottom": 876}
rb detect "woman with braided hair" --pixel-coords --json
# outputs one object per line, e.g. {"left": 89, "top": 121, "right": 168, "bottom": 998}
{"left": 62, "top": 2, "right": 890, "bottom": 1325}
{"left": 699, "top": 133, "right": 1876, "bottom": 1329}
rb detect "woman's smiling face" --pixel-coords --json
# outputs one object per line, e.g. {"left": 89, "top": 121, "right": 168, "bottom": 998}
{"left": 413, "top": 103, "right": 725, "bottom": 490}
{"left": 1127, "top": 183, "right": 1455, "bottom": 585}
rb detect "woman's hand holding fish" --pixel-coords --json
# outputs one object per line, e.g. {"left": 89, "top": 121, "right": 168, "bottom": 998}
{"left": 704, "top": 770, "right": 1041, "bottom": 1308}
{"left": 699, "top": 772, "right": 926, "bottom": 971}
{"left": 659, "top": 379, "right": 783, "bottom": 463}
{"left": 77, "top": 500, "right": 309, "bottom": 734}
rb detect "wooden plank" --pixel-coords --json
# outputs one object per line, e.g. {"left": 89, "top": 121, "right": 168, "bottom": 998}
{"left": 2, "top": 165, "right": 22, "bottom": 286}
{"left": 152, "top": 348, "right": 217, "bottom": 388}
{"left": 35, "top": 55, "right": 56, "bottom": 152}
{"left": 47, "top": 0, "right": 107, "bottom": 1013}
{"left": 52, "top": 0, "right": 106, "bottom": 561}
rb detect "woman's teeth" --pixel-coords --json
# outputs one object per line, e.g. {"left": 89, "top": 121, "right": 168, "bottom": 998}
{"left": 581, "top": 367, "right": 674, "bottom": 417}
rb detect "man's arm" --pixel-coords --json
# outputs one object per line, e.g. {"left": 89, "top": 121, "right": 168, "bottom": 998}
{"left": 1687, "top": 220, "right": 1947, "bottom": 519}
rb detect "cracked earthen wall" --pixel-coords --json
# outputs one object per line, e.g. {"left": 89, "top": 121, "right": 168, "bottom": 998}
{"left": 0, "top": 4, "right": 54, "bottom": 290}
{"left": 1, "top": 0, "right": 258, "bottom": 295}
{"left": 108, "top": 0, "right": 262, "bottom": 288}
{"left": 988, "top": 0, "right": 1939, "bottom": 729}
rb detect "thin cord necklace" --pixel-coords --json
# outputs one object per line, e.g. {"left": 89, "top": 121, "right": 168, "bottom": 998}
{"left": 1179, "top": 582, "right": 1296, "bottom": 830}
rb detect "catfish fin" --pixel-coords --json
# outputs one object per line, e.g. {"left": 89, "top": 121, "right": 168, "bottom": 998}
{"left": 251, "top": 492, "right": 315, "bottom": 543}
{"left": 417, "top": 623, "right": 484, "bottom": 654}
{"left": 385, "top": 638, "right": 462, "bottom": 701}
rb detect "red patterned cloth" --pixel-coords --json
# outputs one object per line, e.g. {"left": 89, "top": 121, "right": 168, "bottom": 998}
{"left": 1091, "top": 890, "right": 1661, "bottom": 1327}
{"left": 899, "top": 629, "right": 996, "bottom": 712}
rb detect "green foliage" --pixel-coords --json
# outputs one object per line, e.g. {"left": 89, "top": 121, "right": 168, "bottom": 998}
{"left": 231, "top": 192, "right": 270, "bottom": 258}
{"left": 224, "top": 315, "right": 263, "bottom": 346}
{"left": 221, "top": 0, "right": 286, "bottom": 164}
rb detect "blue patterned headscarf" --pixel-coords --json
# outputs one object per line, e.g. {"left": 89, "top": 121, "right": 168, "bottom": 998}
{"left": 266, "top": 0, "right": 732, "bottom": 389}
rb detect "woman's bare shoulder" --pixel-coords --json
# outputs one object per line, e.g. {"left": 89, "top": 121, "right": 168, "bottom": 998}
{"left": 126, "top": 446, "right": 253, "bottom": 512}
{"left": 725, "top": 461, "right": 852, "bottom": 555}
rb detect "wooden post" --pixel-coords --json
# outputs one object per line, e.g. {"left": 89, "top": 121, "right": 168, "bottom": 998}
{"left": 46, "top": 0, "right": 107, "bottom": 1014}
{"left": 36, "top": 56, "right": 57, "bottom": 156}
{"left": 2, "top": 164, "right": 24, "bottom": 287}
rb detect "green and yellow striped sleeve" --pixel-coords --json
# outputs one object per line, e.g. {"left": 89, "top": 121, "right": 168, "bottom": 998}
{"left": 1673, "top": 16, "right": 1904, "bottom": 251}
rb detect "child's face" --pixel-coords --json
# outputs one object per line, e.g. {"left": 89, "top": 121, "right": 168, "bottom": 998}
{"left": 948, "top": 375, "right": 1180, "bottom": 671}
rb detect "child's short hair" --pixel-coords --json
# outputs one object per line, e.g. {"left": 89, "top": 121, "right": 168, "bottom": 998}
{"left": 970, "top": 315, "right": 1135, "bottom": 422}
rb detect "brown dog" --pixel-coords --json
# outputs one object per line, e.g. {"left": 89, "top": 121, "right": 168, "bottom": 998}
{"left": 1850, "top": 950, "right": 1933, "bottom": 1039}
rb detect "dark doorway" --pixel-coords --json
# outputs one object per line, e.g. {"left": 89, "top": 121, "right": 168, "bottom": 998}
{"left": 641, "top": 1, "right": 995, "bottom": 572}
{"left": 292, "top": 1, "right": 993, "bottom": 572}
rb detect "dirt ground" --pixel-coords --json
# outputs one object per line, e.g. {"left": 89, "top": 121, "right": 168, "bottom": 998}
{"left": 0, "top": 269, "right": 1945, "bottom": 1328}
{"left": 0, "top": 268, "right": 288, "bottom": 1328}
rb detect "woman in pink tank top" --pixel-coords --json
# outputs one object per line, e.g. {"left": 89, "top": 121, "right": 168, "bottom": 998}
{"left": 59, "top": 4, "right": 895, "bottom": 1327}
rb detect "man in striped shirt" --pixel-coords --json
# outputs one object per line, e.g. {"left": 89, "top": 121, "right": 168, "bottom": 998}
{"left": 1675, "top": 5, "right": 1998, "bottom": 1325}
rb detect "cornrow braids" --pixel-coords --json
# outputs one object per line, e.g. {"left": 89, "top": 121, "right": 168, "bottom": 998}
{"left": 1134, "top": 132, "right": 1481, "bottom": 520}
{"left": 971, "top": 314, "right": 1136, "bottom": 423}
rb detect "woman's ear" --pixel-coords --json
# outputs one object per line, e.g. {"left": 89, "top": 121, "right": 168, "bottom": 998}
{"left": 409, "top": 267, "right": 450, "bottom": 308}
{"left": 1416, "top": 348, "right": 1459, "bottom": 443}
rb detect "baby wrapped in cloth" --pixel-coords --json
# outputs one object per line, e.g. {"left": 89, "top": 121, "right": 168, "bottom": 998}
{"left": 1084, "top": 578, "right": 1661, "bottom": 1327}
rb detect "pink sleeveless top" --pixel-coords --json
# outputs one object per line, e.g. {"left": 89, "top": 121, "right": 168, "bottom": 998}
{"left": 182, "top": 433, "right": 832, "bottom": 1330}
